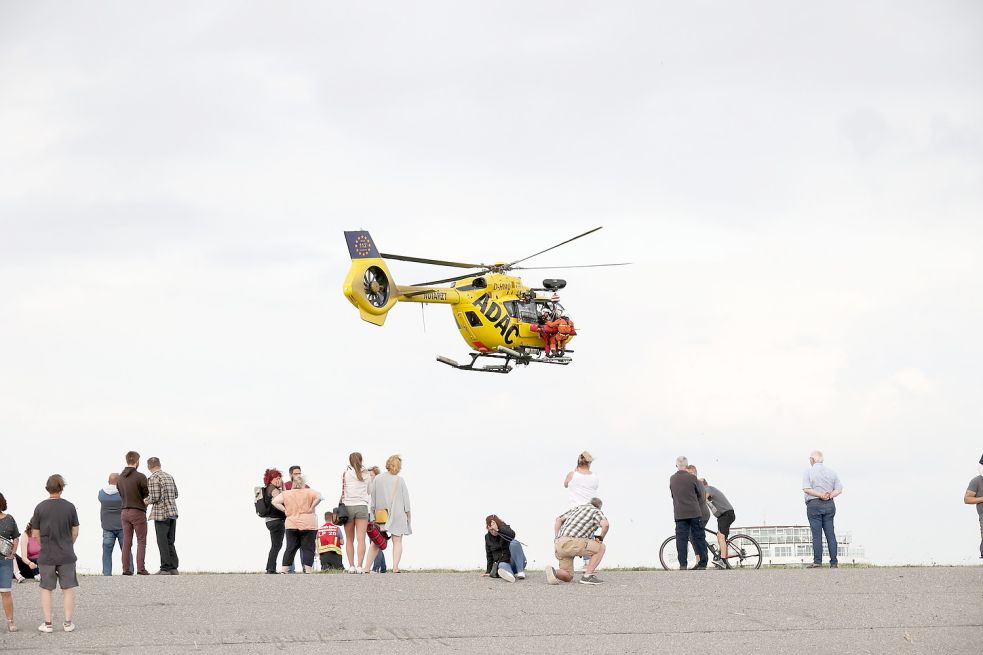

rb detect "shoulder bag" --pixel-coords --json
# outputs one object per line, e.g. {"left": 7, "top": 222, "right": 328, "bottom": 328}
{"left": 373, "top": 476, "right": 400, "bottom": 524}
{"left": 335, "top": 471, "right": 350, "bottom": 525}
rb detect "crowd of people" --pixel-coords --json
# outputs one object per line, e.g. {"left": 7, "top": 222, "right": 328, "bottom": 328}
{"left": 0, "top": 451, "right": 178, "bottom": 634}
{"left": 255, "top": 452, "right": 412, "bottom": 575}
{"left": 2, "top": 448, "right": 981, "bottom": 635}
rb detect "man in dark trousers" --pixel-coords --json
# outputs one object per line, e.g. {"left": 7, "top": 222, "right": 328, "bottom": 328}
{"left": 670, "top": 456, "right": 709, "bottom": 570}
{"left": 118, "top": 451, "right": 150, "bottom": 576}
{"left": 145, "top": 457, "right": 179, "bottom": 575}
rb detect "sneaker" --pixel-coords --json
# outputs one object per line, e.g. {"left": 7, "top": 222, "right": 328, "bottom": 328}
{"left": 63, "top": 622, "right": 75, "bottom": 632}
{"left": 579, "top": 574, "right": 603, "bottom": 585}
{"left": 830, "top": 563, "right": 838, "bottom": 569}
{"left": 498, "top": 568, "right": 515, "bottom": 583}
{"left": 355, "top": 566, "right": 363, "bottom": 574}
{"left": 689, "top": 564, "right": 707, "bottom": 570}
{"left": 122, "top": 570, "right": 133, "bottom": 576}
{"left": 545, "top": 566, "right": 560, "bottom": 585}
{"left": 347, "top": 566, "right": 357, "bottom": 574}
{"left": 38, "top": 623, "right": 54, "bottom": 633}
{"left": 515, "top": 571, "right": 526, "bottom": 580}
{"left": 806, "top": 563, "right": 822, "bottom": 569}
{"left": 137, "top": 570, "right": 150, "bottom": 576}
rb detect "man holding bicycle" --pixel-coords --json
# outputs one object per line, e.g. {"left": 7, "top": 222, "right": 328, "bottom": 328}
{"left": 670, "top": 456, "right": 709, "bottom": 570}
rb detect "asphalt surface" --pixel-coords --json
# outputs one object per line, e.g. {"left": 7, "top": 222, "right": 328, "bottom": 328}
{"left": 1, "top": 567, "right": 980, "bottom": 654}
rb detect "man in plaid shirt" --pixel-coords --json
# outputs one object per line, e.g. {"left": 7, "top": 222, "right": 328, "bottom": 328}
{"left": 144, "top": 457, "right": 179, "bottom": 575}
{"left": 546, "top": 497, "right": 609, "bottom": 585}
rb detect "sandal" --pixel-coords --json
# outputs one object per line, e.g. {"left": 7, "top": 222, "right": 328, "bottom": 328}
{"left": 7, "top": 619, "right": 18, "bottom": 633}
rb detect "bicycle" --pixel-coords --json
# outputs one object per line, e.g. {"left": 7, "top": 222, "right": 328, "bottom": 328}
{"left": 658, "top": 527, "right": 762, "bottom": 570}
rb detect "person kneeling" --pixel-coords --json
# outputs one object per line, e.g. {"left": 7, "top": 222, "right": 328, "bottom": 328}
{"left": 547, "top": 498, "right": 608, "bottom": 585}
{"left": 483, "top": 515, "right": 527, "bottom": 582}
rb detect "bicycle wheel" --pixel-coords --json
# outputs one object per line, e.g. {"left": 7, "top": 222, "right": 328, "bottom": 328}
{"left": 726, "top": 534, "right": 762, "bottom": 569}
{"left": 659, "top": 535, "right": 696, "bottom": 570}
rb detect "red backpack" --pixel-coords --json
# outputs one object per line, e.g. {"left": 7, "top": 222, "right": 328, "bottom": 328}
{"left": 366, "top": 522, "right": 388, "bottom": 550}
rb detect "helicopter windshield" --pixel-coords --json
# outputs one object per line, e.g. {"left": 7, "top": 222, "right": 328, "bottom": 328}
{"left": 535, "top": 299, "right": 565, "bottom": 320}
{"left": 505, "top": 300, "right": 541, "bottom": 324}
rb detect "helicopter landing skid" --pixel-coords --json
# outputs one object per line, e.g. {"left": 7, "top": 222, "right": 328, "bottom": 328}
{"left": 436, "top": 346, "right": 572, "bottom": 374}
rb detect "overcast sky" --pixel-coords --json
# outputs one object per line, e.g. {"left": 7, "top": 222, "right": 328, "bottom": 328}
{"left": 1, "top": 2, "right": 981, "bottom": 573}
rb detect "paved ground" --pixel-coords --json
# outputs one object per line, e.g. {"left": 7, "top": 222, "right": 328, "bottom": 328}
{"left": 1, "top": 567, "right": 980, "bottom": 654}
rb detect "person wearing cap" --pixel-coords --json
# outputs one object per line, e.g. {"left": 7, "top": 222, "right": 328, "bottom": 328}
{"left": 964, "top": 453, "right": 983, "bottom": 559}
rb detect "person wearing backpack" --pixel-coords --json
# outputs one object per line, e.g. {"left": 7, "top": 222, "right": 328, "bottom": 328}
{"left": 258, "top": 469, "right": 286, "bottom": 574}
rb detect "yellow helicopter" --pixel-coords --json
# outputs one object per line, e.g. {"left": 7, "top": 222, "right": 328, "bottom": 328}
{"left": 342, "top": 228, "right": 629, "bottom": 373}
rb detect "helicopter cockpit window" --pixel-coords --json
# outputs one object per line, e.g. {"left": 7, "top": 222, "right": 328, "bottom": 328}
{"left": 516, "top": 301, "right": 540, "bottom": 323}
{"left": 535, "top": 300, "right": 565, "bottom": 320}
{"left": 464, "top": 311, "right": 483, "bottom": 328}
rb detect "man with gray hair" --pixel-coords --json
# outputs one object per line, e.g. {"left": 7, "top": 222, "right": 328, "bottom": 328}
{"left": 802, "top": 450, "right": 843, "bottom": 568}
{"left": 670, "top": 456, "right": 708, "bottom": 569}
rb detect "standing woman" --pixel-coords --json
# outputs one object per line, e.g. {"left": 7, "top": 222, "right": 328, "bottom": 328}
{"left": 261, "top": 469, "right": 286, "bottom": 574}
{"left": 366, "top": 455, "right": 412, "bottom": 574}
{"left": 564, "top": 451, "right": 599, "bottom": 508}
{"left": 272, "top": 475, "right": 321, "bottom": 573}
{"left": 340, "top": 452, "right": 373, "bottom": 574}
{"left": 0, "top": 492, "right": 20, "bottom": 632}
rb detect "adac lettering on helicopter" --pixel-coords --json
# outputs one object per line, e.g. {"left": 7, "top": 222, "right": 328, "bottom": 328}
{"left": 472, "top": 293, "right": 520, "bottom": 344}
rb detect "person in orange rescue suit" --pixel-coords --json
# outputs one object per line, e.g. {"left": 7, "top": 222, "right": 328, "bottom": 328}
{"left": 531, "top": 308, "right": 557, "bottom": 355}
{"left": 532, "top": 312, "right": 576, "bottom": 357}
{"left": 547, "top": 315, "right": 576, "bottom": 357}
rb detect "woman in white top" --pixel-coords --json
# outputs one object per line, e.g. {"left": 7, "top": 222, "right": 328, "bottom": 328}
{"left": 564, "top": 451, "right": 599, "bottom": 508}
{"left": 365, "top": 454, "right": 412, "bottom": 574}
{"left": 340, "top": 452, "right": 374, "bottom": 573}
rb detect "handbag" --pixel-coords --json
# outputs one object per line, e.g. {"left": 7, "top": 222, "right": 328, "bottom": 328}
{"left": 373, "top": 476, "right": 400, "bottom": 525}
{"left": 335, "top": 471, "right": 350, "bottom": 525}
{"left": 0, "top": 535, "right": 13, "bottom": 558}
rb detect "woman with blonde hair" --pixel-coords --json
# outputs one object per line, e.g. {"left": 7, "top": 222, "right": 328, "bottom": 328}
{"left": 365, "top": 454, "right": 412, "bottom": 574}
{"left": 340, "top": 452, "right": 374, "bottom": 574}
{"left": 564, "top": 451, "right": 599, "bottom": 508}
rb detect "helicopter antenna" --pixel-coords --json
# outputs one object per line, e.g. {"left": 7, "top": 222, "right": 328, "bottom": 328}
{"left": 507, "top": 226, "right": 603, "bottom": 267}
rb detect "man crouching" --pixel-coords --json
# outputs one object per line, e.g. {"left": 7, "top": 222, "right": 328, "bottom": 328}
{"left": 547, "top": 497, "right": 609, "bottom": 585}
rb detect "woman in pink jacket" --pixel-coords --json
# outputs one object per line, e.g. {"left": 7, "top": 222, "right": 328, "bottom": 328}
{"left": 272, "top": 476, "right": 321, "bottom": 574}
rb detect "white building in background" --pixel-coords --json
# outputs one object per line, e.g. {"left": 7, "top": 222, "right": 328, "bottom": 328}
{"left": 733, "top": 525, "right": 867, "bottom": 566}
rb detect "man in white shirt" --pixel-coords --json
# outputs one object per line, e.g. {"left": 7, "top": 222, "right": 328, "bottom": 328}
{"left": 802, "top": 450, "right": 843, "bottom": 569}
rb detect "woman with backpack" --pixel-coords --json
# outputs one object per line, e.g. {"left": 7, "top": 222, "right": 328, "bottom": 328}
{"left": 260, "top": 469, "right": 287, "bottom": 574}
{"left": 340, "top": 452, "right": 374, "bottom": 574}
{"left": 365, "top": 454, "right": 412, "bottom": 574}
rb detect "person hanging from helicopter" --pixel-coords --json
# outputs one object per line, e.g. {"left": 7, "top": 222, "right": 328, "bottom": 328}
{"left": 548, "top": 314, "right": 577, "bottom": 357}
{"left": 530, "top": 304, "right": 576, "bottom": 357}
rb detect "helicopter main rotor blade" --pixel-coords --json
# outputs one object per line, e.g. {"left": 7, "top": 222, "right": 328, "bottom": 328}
{"left": 511, "top": 262, "right": 632, "bottom": 270}
{"left": 411, "top": 270, "right": 492, "bottom": 287}
{"left": 506, "top": 226, "right": 604, "bottom": 267}
{"left": 381, "top": 253, "right": 484, "bottom": 269}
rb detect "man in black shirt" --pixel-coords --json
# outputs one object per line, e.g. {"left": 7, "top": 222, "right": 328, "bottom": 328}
{"left": 669, "top": 456, "right": 708, "bottom": 569}
{"left": 30, "top": 474, "right": 79, "bottom": 633}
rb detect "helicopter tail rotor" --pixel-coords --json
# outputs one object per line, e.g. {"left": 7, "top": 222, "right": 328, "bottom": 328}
{"left": 343, "top": 231, "right": 399, "bottom": 325}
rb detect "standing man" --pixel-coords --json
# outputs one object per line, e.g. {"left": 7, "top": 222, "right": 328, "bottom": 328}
{"left": 546, "top": 498, "right": 609, "bottom": 585}
{"left": 97, "top": 473, "right": 129, "bottom": 576}
{"left": 118, "top": 451, "right": 150, "bottom": 576}
{"left": 145, "top": 457, "right": 179, "bottom": 575}
{"left": 964, "top": 453, "right": 983, "bottom": 560}
{"left": 685, "top": 465, "right": 711, "bottom": 530}
{"left": 802, "top": 450, "right": 843, "bottom": 568}
{"left": 701, "top": 478, "right": 736, "bottom": 569}
{"left": 30, "top": 474, "right": 79, "bottom": 633}
{"left": 670, "top": 456, "right": 709, "bottom": 570}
